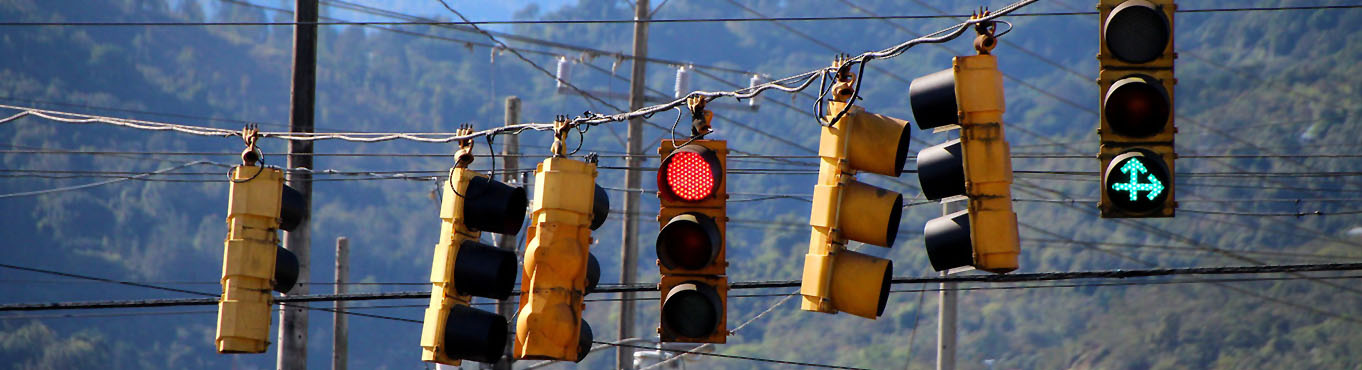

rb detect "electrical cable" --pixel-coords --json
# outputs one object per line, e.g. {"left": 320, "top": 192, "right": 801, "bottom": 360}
{"left": 8, "top": 262, "right": 1362, "bottom": 311}
{"left": 1, "top": 0, "right": 1044, "bottom": 146}
{"left": 4, "top": 5, "right": 1355, "bottom": 26}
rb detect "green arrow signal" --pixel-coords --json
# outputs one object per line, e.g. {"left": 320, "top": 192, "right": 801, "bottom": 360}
{"left": 1110, "top": 158, "right": 1164, "bottom": 201}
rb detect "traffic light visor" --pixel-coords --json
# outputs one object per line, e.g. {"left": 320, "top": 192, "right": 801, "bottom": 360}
{"left": 1104, "top": 0, "right": 1170, "bottom": 64}
{"left": 845, "top": 110, "right": 912, "bottom": 177}
{"left": 661, "top": 282, "right": 723, "bottom": 338}
{"left": 657, "top": 213, "right": 722, "bottom": 270}
{"left": 917, "top": 139, "right": 966, "bottom": 200}
{"left": 273, "top": 246, "right": 299, "bottom": 293}
{"left": 463, "top": 176, "right": 528, "bottom": 236}
{"left": 591, "top": 184, "right": 610, "bottom": 231}
{"left": 453, "top": 240, "right": 518, "bottom": 300}
{"left": 829, "top": 250, "right": 891, "bottom": 319}
{"left": 1104, "top": 74, "right": 1170, "bottom": 138}
{"left": 442, "top": 305, "right": 509, "bottom": 364}
{"left": 658, "top": 145, "right": 723, "bottom": 201}
{"left": 279, "top": 184, "right": 305, "bottom": 232}
{"left": 924, "top": 210, "right": 972, "bottom": 271}
{"left": 909, "top": 68, "right": 958, "bottom": 130}
{"left": 838, "top": 180, "right": 903, "bottom": 247}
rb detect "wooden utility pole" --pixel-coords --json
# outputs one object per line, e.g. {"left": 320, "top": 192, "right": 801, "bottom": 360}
{"left": 620, "top": 1, "right": 650, "bottom": 369}
{"left": 333, "top": 237, "right": 349, "bottom": 370}
{"left": 487, "top": 97, "right": 521, "bottom": 370}
{"left": 279, "top": 0, "right": 318, "bottom": 369}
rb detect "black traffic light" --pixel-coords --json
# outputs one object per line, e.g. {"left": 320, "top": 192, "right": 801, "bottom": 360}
{"left": 656, "top": 140, "right": 728, "bottom": 343}
{"left": 1098, "top": 0, "right": 1177, "bottom": 217}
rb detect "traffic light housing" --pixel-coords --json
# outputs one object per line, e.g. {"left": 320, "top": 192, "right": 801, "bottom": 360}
{"left": 801, "top": 68, "right": 909, "bottom": 320}
{"left": 515, "top": 156, "right": 609, "bottom": 362}
{"left": 911, "top": 51, "right": 1020, "bottom": 273}
{"left": 656, "top": 140, "right": 729, "bottom": 343}
{"left": 420, "top": 167, "right": 527, "bottom": 365}
{"left": 216, "top": 165, "right": 304, "bottom": 353}
{"left": 1098, "top": 0, "right": 1177, "bottom": 217}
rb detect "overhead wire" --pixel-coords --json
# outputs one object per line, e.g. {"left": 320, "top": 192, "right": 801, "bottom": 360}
{"left": 3, "top": 5, "right": 1355, "bottom": 26}
{"left": 3, "top": 0, "right": 1042, "bottom": 146}
{"left": 1017, "top": 219, "right": 1362, "bottom": 325}
{"left": 7, "top": 262, "right": 1362, "bottom": 312}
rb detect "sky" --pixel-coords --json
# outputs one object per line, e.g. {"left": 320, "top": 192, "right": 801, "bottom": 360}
{"left": 327, "top": 0, "right": 579, "bottom": 32}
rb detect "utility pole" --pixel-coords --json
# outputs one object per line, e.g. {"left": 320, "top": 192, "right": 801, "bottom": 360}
{"left": 279, "top": 0, "right": 317, "bottom": 369}
{"left": 937, "top": 200, "right": 963, "bottom": 370}
{"left": 486, "top": 96, "right": 521, "bottom": 370}
{"left": 333, "top": 237, "right": 348, "bottom": 370}
{"left": 620, "top": 1, "right": 649, "bottom": 369}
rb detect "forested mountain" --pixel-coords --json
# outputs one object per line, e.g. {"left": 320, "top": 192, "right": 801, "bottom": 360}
{"left": 2, "top": 0, "right": 1361, "bottom": 369}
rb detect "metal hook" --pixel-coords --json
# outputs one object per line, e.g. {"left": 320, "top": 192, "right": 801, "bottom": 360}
{"left": 453, "top": 124, "right": 476, "bottom": 168}
{"left": 686, "top": 95, "right": 714, "bottom": 138}
{"left": 551, "top": 115, "right": 573, "bottom": 158}
{"left": 240, "top": 124, "right": 263, "bottom": 166}
{"left": 973, "top": 7, "right": 998, "bottom": 55}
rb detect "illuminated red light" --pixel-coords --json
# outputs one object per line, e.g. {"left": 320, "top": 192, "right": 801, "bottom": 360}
{"left": 664, "top": 152, "right": 715, "bottom": 201}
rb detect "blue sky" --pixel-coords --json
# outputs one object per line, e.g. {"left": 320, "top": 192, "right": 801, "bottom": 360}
{"left": 330, "top": 0, "right": 579, "bottom": 32}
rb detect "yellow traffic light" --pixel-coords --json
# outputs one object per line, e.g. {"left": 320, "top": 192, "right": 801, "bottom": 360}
{"left": 911, "top": 25, "right": 1020, "bottom": 273}
{"left": 656, "top": 139, "right": 729, "bottom": 343}
{"left": 801, "top": 65, "right": 909, "bottom": 320}
{"left": 1098, "top": 0, "right": 1177, "bottom": 218}
{"left": 514, "top": 156, "right": 608, "bottom": 362}
{"left": 420, "top": 164, "right": 526, "bottom": 365}
{"left": 216, "top": 165, "right": 304, "bottom": 353}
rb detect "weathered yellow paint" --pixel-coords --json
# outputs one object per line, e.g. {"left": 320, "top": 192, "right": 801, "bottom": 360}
{"left": 515, "top": 158, "right": 598, "bottom": 361}
{"left": 954, "top": 54, "right": 1020, "bottom": 273}
{"left": 216, "top": 165, "right": 284, "bottom": 354}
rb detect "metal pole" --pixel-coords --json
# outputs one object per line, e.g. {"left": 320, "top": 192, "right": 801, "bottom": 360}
{"left": 937, "top": 202, "right": 959, "bottom": 370}
{"left": 332, "top": 237, "right": 348, "bottom": 370}
{"left": 487, "top": 97, "right": 521, "bottom": 370}
{"left": 620, "top": 1, "right": 649, "bottom": 369}
{"left": 280, "top": 0, "right": 317, "bottom": 369}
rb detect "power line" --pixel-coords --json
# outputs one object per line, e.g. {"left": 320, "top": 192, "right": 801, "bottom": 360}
{"left": 0, "top": 0, "right": 1033, "bottom": 145}
{"left": 607, "top": 339, "right": 863, "bottom": 370}
{"left": 7, "top": 262, "right": 1362, "bottom": 311}
{"left": 0, "top": 161, "right": 224, "bottom": 199}
{"left": 4, "top": 5, "right": 1356, "bottom": 27}
{"left": 314, "top": 0, "right": 756, "bottom": 76}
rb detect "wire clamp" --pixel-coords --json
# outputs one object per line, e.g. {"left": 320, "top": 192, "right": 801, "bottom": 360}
{"left": 972, "top": 7, "right": 997, "bottom": 55}
{"left": 550, "top": 115, "right": 573, "bottom": 158}
{"left": 830, "top": 55, "right": 856, "bottom": 103}
{"left": 453, "top": 124, "right": 476, "bottom": 168}
{"left": 239, "top": 124, "right": 263, "bottom": 166}
{"left": 686, "top": 95, "right": 714, "bottom": 138}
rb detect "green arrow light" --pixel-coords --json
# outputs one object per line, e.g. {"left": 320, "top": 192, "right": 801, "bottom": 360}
{"left": 1110, "top": 158, "right": 1164, "bottom": 201}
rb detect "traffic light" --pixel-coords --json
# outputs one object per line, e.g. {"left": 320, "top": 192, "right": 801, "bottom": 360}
{"left": 515, "top": 154, "right": 609, "bottom": 362}
{"left": 656, "top": 139, "right": 728, "bottom": 343}
{"left": 1098, "top": 0, "right": 1177, "bottom": 217}
{"left": 419, "top": 164, "right": 527, "bottom": 365}
{"left": 910, "top": 23, "right": 1020, "bottom": 273}
{"left": 216, "top": 164, "right": 304, "bottom": 353}
{"left": 801, "top": 62, "right": 910, "bottom": 320}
